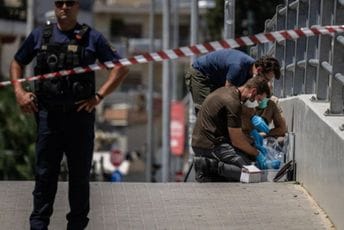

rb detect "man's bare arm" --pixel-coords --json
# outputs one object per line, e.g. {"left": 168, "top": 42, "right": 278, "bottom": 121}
{"left": 228, "top": 127, "right": 259, "bottom": 157}
{"left": 97, "top": 65, "right": 129, "bottom": 98}
{"left": 76, "top": 65, "right": 129, "bottom": 112}
{"left": 10, "top": 59, "right": 37, "bottom": 113}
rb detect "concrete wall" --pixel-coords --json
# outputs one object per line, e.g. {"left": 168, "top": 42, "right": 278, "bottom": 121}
{"left": 279, "top": 95, "right": 344, "bottom": 230}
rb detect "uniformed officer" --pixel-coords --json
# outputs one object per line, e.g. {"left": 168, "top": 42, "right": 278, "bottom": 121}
{"left": 9, "top": 1, "right": 129, "bottom": 229}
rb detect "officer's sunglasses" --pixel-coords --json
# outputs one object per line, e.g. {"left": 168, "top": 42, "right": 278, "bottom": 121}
{"left": 55, "top": 1, "right": 77, "bottom": 8}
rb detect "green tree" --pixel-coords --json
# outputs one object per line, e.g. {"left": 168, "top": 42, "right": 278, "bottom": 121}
{"left": 0, "top": 86, "right": 36, "bottom": 180}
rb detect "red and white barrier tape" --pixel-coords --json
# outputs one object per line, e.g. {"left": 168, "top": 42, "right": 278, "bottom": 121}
{"left": 1, "top": 25, "right": 344, "bottom": 88}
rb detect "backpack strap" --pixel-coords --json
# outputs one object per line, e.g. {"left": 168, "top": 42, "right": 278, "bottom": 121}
{"left": 74, "top": 23, "right": 90, "bottom": 41}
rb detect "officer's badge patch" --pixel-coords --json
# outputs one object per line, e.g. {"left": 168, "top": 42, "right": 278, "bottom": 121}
{"left": 68, "top": 45, "right": 78, "bottom": 52}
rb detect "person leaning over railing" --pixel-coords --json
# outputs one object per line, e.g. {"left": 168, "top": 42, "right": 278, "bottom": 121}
{"left": 184, "top": 48, "right": 281, "bottom": 115}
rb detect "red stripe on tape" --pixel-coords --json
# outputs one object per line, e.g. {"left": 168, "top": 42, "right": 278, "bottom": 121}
{"left": 280, "top": 31, "right": 293, "bottom": 40}
{"left": 157, "top": 51, "right": 170, "bottom": 60}
{"left": 265, "top": 33, "right": 277, "bottom": 42}
{"left": 310, "top": 28, "right": 321, "bottom": 35}
{"left": 249, "top": 36, "right": 261, "bottom": 44}
{"left": 189, "top": 45, "right": 202, "bottom": 55}
{"left": 218, "top": 40, "right": 231, "bottom": 49}
{"left": 128, "top": 57, "right": 139, "bottom": 65}
{"left": 173, "top": 48, "right": 186, "bottom": 57}
{"left": 294, "top": 29, "right": 305, "bottom": 37}
{"left": 143, "top": 53, "right": 154, "bottom": 62}
{"left": 235, "top": 37, "right": 247, "bottom": 47}
{"left": 203, "top": 43, "right": 215, "bottom": 52}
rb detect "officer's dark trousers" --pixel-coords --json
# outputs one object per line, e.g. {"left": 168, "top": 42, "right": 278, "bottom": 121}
{"left": 193, "top": 143, "right": 253, "bottom": 182}
{"left": 30, "top": 109, "right": 95, "bottom": 230}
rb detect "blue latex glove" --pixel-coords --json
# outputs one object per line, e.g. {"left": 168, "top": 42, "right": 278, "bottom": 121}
{"left": 256, "top": 151, "right": 281, "bottom": 170}
{"left": 256, "top": 151, "right": 267, "bottom": 169}
{"left": 250, "top": 129, "right": 264, "bottom": 147}
{"left": 268, "top": 160, "right": 281, "bottom": 169}
{"left": 256, "top": 144, "right": 267, "bottom": 156}
{"left": 251, "top": 115, "right": 270, "bottom": 133}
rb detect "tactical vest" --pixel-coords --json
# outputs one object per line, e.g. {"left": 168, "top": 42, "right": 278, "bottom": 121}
{"left": 34, "top": 22, "right": 95, "bottom": 106}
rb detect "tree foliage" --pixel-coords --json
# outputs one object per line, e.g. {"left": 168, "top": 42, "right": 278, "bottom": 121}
{"left": 0, "top": 87, "right": 36, "bottom": 180}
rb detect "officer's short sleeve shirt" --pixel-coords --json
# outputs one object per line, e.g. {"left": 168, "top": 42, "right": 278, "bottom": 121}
{"left": 14, "top": 23, "right": 122, "bottom": 67}
{"left": 192, "top": 49, "right": 255, "bottom": 87}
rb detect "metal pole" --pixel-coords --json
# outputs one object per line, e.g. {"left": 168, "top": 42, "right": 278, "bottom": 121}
{"left": 184, "top": 0, "right": 199, "bottom": 182}
{"left": 146, "top": 0, "right": 156, "bottom": 182}
{"left": 26, "top": 0, "right": 34, "bottom": 36}
{"left": 162, "top": 0, "right": 171, "bottom": 182}
{"left": 172, "top": 0, "right": 179, "bottom": 100}
{"left": 224, "top": 0, "right": 235, "bottom": 39}
{"left": 26, "top": 0, "right": 34, "bottom": 78}
{"left": 191, "top": 0, "right": 199, "bottom": 49}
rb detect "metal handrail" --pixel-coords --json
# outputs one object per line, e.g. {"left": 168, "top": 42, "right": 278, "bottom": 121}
{"left": 256, "top": 0, "right": 344, "bottom": 116}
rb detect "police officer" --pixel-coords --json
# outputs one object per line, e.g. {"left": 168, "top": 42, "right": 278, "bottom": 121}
{"left": 9, "top": 1, "right": 129, "bottom": 229}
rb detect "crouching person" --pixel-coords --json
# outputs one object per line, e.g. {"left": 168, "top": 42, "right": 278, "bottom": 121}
{"left": 191, "top": 76, "right": 271, "bottom": 182}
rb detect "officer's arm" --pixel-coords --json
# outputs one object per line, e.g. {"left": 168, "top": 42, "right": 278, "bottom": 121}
{"left": 228, "top": 127, "right": 259, "bottom": 157}
{"left": 10, "top": 59, "right": 37, "bottom": 113}
{"left": 10, "top": 59, "right": 25, "bottom": 95}
{"left": 96, "top": 65, "right": 129, "bottom": 99}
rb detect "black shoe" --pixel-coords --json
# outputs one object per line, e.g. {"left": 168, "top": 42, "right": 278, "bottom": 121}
{"left": 194, "top": 156, "right": 219, "bottom": 182}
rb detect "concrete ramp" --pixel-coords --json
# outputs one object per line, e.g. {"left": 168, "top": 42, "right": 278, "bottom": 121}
{"left": 0, "top": 181, "right": 334, "bottom": 230}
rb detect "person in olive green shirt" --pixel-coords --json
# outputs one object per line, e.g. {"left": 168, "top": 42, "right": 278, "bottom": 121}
{"left": 192, "top": 76, "right": 271, "bottom": 182}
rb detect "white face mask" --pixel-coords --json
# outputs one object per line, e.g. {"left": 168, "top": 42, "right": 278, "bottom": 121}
{"left": 243, "top": 99, "right": 259, "bottom": 108}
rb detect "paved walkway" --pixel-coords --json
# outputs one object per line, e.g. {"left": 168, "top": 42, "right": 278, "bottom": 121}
{"left": 0, "top": 181, "right": 334, "bottom": 230}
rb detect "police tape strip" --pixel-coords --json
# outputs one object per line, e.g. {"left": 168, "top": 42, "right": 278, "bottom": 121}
{"left": 1, "top": 25, "right": 344, "bottom": 88}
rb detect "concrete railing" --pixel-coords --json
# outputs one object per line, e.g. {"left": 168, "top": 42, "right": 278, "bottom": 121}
{"left": 251, "top": 0, "right": 344, "bottom": 229}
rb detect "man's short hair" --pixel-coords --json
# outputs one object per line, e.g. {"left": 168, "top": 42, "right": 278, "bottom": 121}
{"left": 254, "top": 56, "right": 281, "bottom": 80}
{"left": 245, "top": 75, "right": 271, "bottom": 97}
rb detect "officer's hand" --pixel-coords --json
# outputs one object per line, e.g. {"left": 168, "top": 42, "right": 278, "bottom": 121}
{"left": 15, "top": 90, "right": 38, "bottom": 114}
{"left": 76, "top": 95, "right": 101, "bottom": 113}
{"left": 251, "top": 115, "right": 270, "bottom": 133}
